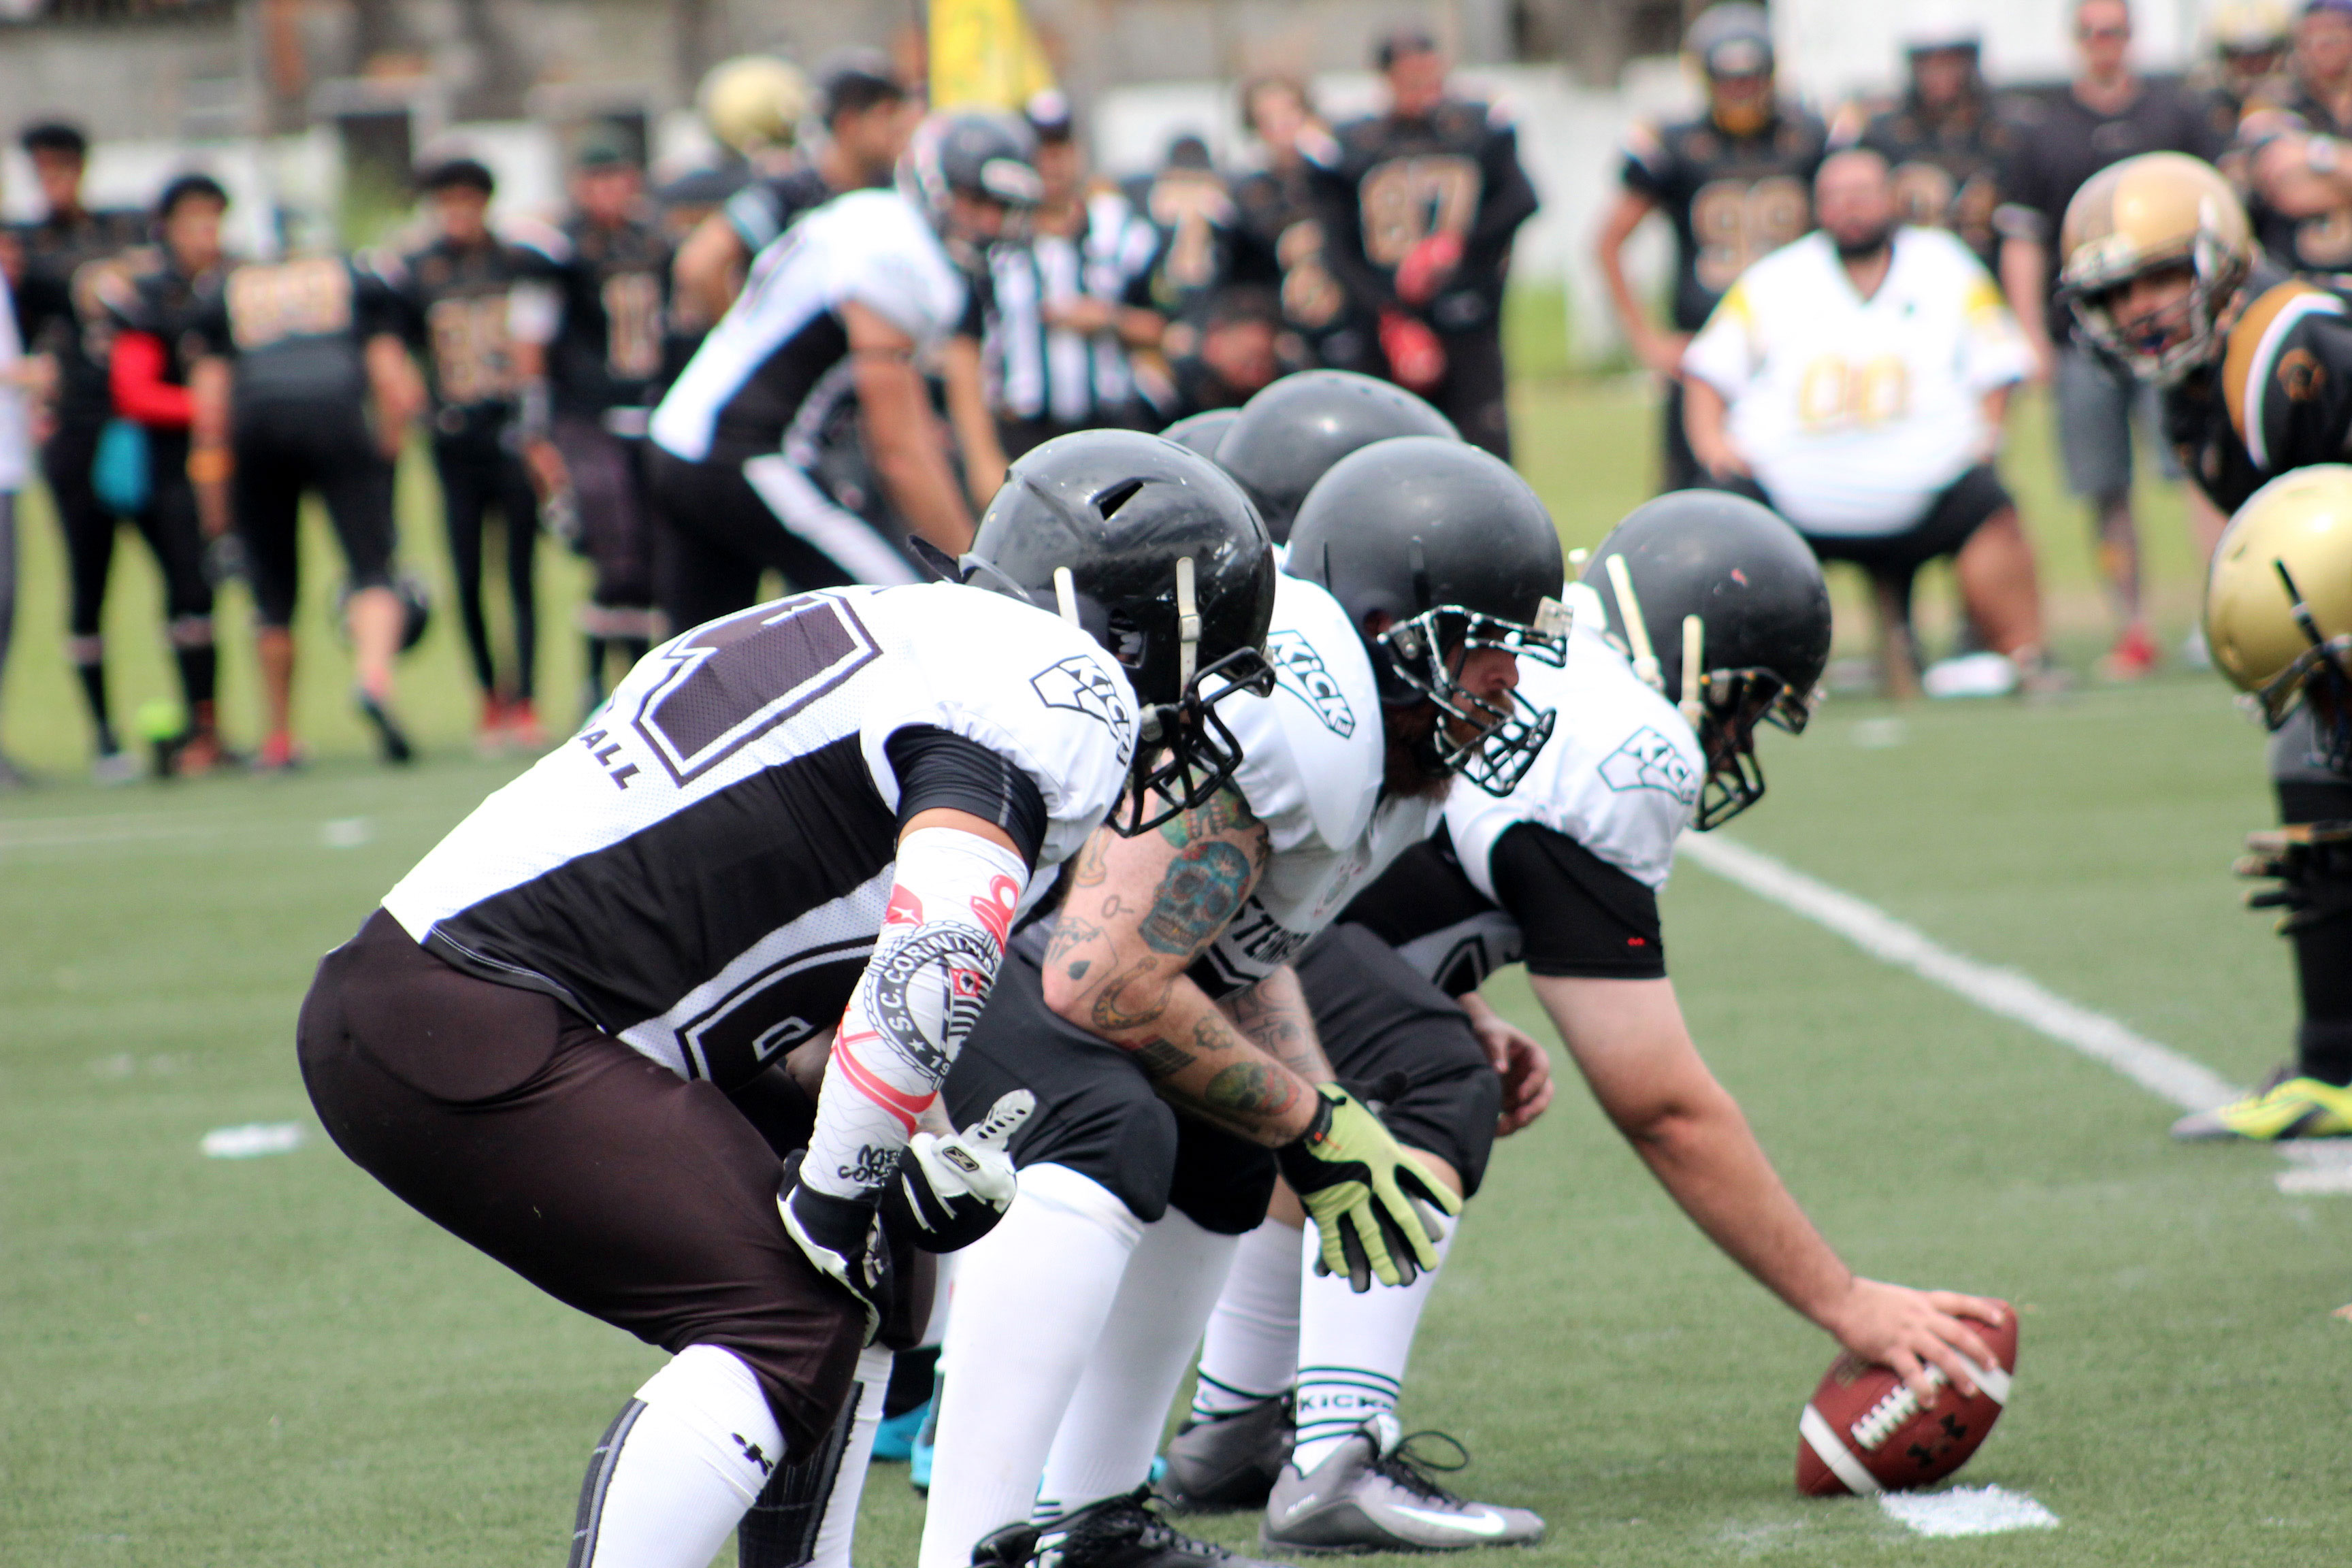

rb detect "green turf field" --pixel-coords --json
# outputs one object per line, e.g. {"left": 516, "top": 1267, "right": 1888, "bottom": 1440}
{"left": 5, "top": 374, "right": 2347, "bottom": 1565}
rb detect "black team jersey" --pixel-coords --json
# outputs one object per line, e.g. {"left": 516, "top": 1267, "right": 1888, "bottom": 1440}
{"left": 388, "top": 232, "right": 538, "bottom": 437}
{"left": 2165, "top": 267, "right": 2352, "bottom": 512}
{"left": 193, "top": 255, "right": 404, "bottom": 419}
{"left": 723, "top": 165, "right": 834, "bottom": 259}
{"left": 534, "top": 214, "right": 672, "bottom": 420}
{"left": 13, "top": 207, "right": 152, "bottom": 427}
{"left": 101, "top": 252, "right": 223, "bottom": 398}
{"left": 2240, "top": 77, "right": 2352, "bottom": 278}
{"left": 1848, "top": 92, "right": 2020, "bottom": 270}
{"left": 1618, "top": 106, "right": 1829, "bottom": 332}
{"left": 1232, "top": 161, "right": 1351, "bottom": 360}
{"left": 1311, "top": 99, "right": 1539, "bottom": 336}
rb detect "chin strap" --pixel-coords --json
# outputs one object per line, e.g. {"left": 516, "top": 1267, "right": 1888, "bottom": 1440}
{"left": 1605, "top": 555, "right": 1664, "bottom": 692}
{"left": 1053, "top": 566, "right": 1080, "bottom": 626}
{"left": 1679, "top": 614, "right": 1707, "bottom": 730}
{"left": 1175, "top": 555, "right": 1200, "bottom": 688}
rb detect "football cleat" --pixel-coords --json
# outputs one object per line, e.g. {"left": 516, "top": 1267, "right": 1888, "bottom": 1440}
{"left": 1159, "top": 1394, "right": 1294, "bottom": 1512}
{"left": 2171, "top": 1069, "right": 2352, "bottom": 1140}
{"left": 990, "top": 1486, "right": 1290, "bottom": 1568}
{"left": 356, "top": 687, "right": 415, "bottom": 765}
{"left": 1260, "top": 1415, "right": 1542, "bottom": 1555}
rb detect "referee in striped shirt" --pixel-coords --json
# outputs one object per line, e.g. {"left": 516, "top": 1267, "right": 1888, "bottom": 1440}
{"left": 979, "top": 93, "right": 1171, "bottom": 455}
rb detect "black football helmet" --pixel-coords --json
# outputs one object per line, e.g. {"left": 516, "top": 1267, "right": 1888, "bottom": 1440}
{"left": 903, "top": 110, "right": 1043, "bottom": 240}
{"left": 1579, "top": 490, "right": 1831, "bottom": 830}
{"left": 958, "top": 430, "right": 1277, "bottom": 834}
{"left": 1286, "top": 437, "right": 1569, "bottom": 796}
{"left": 1214, "top": 370, "right": 1460, "bottom": 543}
{"left": 1161, "top": 408, "right": 1242, "bottom": 459}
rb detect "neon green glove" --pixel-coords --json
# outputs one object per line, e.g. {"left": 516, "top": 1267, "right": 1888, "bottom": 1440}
{"left": 1275, "top": 1084, "right": 1463, "bottom": 1290}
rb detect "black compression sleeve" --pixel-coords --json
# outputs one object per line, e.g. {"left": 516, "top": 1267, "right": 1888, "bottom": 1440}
{"left": 1487, "top": 821, "right": 1666, "bottom": 979}
{"left": 885, "top": 724, "right": 1049, "bottom": 869}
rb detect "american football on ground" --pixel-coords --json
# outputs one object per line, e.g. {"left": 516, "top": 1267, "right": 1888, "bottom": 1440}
{"left": 1797, "top": 1305, "right": 2018, "bottom": 1497}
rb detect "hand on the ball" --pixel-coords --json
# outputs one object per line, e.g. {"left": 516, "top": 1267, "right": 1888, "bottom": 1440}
{"left": 1825, "top": 1279, "right": 2007, "bottom": 1403}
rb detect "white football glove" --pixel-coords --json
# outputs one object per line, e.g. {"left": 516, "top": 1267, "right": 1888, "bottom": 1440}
{"left": 881, "top": 1090, "right": 1033, "bottom": 1252}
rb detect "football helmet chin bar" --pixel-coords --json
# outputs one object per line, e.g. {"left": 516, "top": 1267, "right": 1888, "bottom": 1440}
{"left": 2251, "top": 561, "right": 2352, "bottom": 775}
{"left": 1122, "top": 643, "right": 1275, "bottom": 835}
{"left": 1379, "top": 600, "right": 1569, "bottom": 798}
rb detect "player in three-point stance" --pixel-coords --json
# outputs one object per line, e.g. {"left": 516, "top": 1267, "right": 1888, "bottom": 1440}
{"left": 296, "top": 430, "right": 1279, "bottom": 1568}
{"left": 913, "top": 433, "right": 1571, "bottom": 1568}
{"left": 1164, "top": 491, "right": 2012, "bottom": 1548}
{"left": 2056, "top": 152, "right": 2352, "bottom": 1138}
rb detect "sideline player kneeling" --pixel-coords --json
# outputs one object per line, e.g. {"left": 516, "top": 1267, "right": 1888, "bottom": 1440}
{"left": 296, "top": 432, "right": 1276, "bottom": 1568}
{"left": 1166, "top": 492, "right": 2010, "bottom": 1550}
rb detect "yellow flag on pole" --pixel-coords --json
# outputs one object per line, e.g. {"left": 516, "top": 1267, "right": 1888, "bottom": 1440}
{"left": 930, "top": 0, "right": 1056, "bottom": 112}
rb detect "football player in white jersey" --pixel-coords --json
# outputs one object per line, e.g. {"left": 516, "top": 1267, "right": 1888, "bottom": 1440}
{"left": 1168, "top": 491, "right": 2011, "bottom": 1550}
{"left": 914, "top": 435, "right": 1571, "bottom": 1568}
{"left": 647, "top": 111, "right": 1043, "bottom": 629}
{"left": 297, "top": 432, "right": 1280, "bottom": 1568}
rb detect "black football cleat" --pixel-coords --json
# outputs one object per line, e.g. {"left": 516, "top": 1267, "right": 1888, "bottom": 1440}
{"left": 1158, "top": 1395, "right": 1294, "bottom": 1512}
{"left": 989, "top": 1487, "right": 1294, "bottom": 1568}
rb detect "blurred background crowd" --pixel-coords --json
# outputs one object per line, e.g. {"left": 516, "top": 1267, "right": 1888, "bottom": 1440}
{"left": 0, "top": 0, "right": 2330, "bottom": 785}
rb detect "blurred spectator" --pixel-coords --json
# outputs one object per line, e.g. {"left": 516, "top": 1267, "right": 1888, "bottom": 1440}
{"left": 387, "top": 157, "right": 546, "bottom": 751}
{"left": 12, "top": 120, "right": 158, "bottom": 781}
{"left": 2242, "top": 0, "right": 2352, "bottom": 274}
{"left": 980, "top": 91, "right": 1166, "bottom": 456}
{"left": 190, "top": 236, "right": 419, "bottom": 773}
{"left": 1843, "top": 24, "right": 2016, "bottom": 269}
{"left": 2201, "top": 1, "right": 2291, "bottom": 126}
{"left": 1231, "top": 75, "right": 1348, "bottom": 368}
{"left": 512, "top": 133, "right": 670, "bottom": 713}
{"left": 1995, "top": 0, "right": 2227, "bottom": 679}
{"left": 673, "top": 49, "right": 912, "bottom": 329}
{"left": 1683, "top": 150, "right": 2048, "bottom": 698}
{"left": 1311, "top": 25, "right": 1537, "bottom": 457}
{"left": 97, "top": 174, "right": 229, "bottom": 774}
{"left": 1161, "top": 284, "right": 1284, "bottom": 419}
{"left": 0, "top": 259, "right": 29, "bottom": 787}
{"left": 1599, "top": 3, "right": 1827, "bottom": 490}
{"left": 1127, "top": 133, "right": 1271, "bottom": 355}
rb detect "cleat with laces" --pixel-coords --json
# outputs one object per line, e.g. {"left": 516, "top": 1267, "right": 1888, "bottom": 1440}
{"left": 2172, "top": 1068, "right": 2352, "bottom": 1140}
{"left": 1261, "top": 1414, "right": 1542, "bottom": 1554}
{"left": 993, "top": 1486, "right": 1292, "bottom": 1568}
{"left": 1160, "top": 1394, "right": 1295, "bottom": 1512}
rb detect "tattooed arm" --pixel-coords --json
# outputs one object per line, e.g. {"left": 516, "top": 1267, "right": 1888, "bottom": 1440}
{"left": 1039, "top": 788, "right": 1324, "bottom": 1145}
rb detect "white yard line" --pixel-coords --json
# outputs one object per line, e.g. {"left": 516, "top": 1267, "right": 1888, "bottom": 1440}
{"left": 1678, "top": 834, "right": 2352, "bottom": 1196}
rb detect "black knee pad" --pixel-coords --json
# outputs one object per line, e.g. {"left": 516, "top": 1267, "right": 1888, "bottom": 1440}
{"left": 945, "top": 947, "right": 1181, "bottom": 1223}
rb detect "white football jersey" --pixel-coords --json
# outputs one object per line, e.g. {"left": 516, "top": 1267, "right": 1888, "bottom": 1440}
{"left": 383, "top": 583, "right": 1136, "bottom": 1086}
{"left": 1190, "top": 573, "right": 1446, "bottom": 996}
{"left": 651, "top": 189, "right": 966, "bottom": 464}
{"left": 1444, "top": 581, "right": 1702, "bottom": 898}
{"left": 1680, "top": 226, "right": 2030, "bottom": 535}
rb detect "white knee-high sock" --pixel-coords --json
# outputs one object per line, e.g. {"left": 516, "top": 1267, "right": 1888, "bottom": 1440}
{"left": 1034, "top": 1210, "right": 1241, "bottom": 1520}
{"left": 917, "top": 1164, "right": 1145, "bottom": 1568}
{"left": 1289, "top": 1222, "right": 1456, "bottom": 1475}
{"left": 573, "top": 1345, "right": 783, "bottom": 1568}
{"left": 1188, "top": 1217, "right": 1305, "bottom": 1420}
{"left": 804, "top": 1345, "right": 892, "bottom": 1568}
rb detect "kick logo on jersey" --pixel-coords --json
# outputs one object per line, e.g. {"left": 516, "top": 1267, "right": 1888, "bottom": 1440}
{"left": 1265, "top": 630, "right": 1356, "bottom": 737}
{"left": 1598, "top": 725, "right": 1699, "bottom": 803}
{"left": 1030, "top": 655, "right": 1135, "bottom": 760}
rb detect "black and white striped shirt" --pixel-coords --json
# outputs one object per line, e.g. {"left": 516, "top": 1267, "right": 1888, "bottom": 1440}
{"left": 981, "top": 190, "right": 1164, "bottom": 428}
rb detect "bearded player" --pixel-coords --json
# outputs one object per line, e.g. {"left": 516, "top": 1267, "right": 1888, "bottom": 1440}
{"left": 297, "top": 430, "right": 1279, "bottom": 1568}
{"left": 2057, "top": 151, "right": 2352, "bottom": 1137}
{"left": 1162, "top": 491, "right": 2010, "bottom": 1550}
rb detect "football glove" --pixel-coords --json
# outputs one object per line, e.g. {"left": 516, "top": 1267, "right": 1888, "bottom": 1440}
{"left": 779, "top": 1150, "right": 892, "bottom": 1344}
{"left": 881, "top": 1090, "right": 1034, "bottom": 1252}
{"left": 1275, "top": 1084, "right": 1462, "bottom": 1292}
{"left": 1377, "top": 310, "right": 1447, "bottom": 394}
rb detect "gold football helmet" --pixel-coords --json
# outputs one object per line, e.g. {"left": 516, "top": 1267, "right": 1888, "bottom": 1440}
{"left": 700, "top": 56, "right": 811, "bottom": 155}
{"left": 2059, "top": 152, "right": 2255, "bottom": 384}
{"left": 2208, "top": 465, "right": 2352, "bottom": 771}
